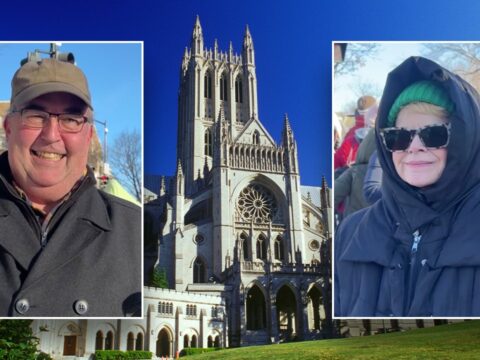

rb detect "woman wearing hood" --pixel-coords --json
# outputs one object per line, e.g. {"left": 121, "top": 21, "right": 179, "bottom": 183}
{"left": 335, "top": 56, "right": 480, "bottom": 317}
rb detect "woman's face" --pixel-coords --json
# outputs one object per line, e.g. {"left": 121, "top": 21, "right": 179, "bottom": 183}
{"left": 392, "top": 107, "right": 448, "bottom": 188}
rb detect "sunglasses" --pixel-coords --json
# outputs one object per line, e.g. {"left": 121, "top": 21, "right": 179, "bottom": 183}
{"left": 380, "top": 123, "right": 451, "bottom": 152}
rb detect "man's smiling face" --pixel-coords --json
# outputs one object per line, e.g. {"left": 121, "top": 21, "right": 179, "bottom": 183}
{"left": 4, "top": 92, "right": 92, "bottom": 200}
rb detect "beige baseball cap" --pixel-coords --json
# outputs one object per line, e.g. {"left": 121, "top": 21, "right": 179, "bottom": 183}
{"left": 10, "top": 58, "right": 93, "bottom": 110}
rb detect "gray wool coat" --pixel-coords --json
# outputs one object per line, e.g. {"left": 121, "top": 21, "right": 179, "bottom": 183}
{"left": 0, "top": 153, "right": 142, "bottom": 317}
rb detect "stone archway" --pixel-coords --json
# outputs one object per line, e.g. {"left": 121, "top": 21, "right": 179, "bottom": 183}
{"left": 246, "top": 285, "right": 266, "bottom": 330}
{"left": 63, "top": 336, "right": 76, "bottom": 356}
{"left": 156, "top": 328, "right": 172, "bottom": 357}
{"left": 58, "top": 322, "right": 82, "bottom": 356}
{"left": 127, "top": 332, "right": 135, "bottom": 351}
{"left": 276, "top": 285, "right": 297, "bottom": 340}
{"left": 135, "top": 332, "right": 143, "bottom": 350}
{"left": 307, "top": 286, "right": 323, "bottom": 331}
{"left": 95, "top": 331, "right": 103, "bottom": 351}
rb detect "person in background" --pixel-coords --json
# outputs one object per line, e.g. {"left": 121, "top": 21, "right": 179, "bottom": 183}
{"left": 334, "top": 128, "right": 376, "bottom": 221}
{"left": 334, "top": 95, "right": 377, "bottom": 172}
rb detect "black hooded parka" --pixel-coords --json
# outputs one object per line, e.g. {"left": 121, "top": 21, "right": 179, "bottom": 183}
{"left": 335, "top": 56, "right": 480, "bottom": 317}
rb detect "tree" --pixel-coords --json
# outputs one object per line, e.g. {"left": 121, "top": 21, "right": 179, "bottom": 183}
{"left": 422, "top": 44, "right": 480, "bottom": 89}
{"left": 0, "top": 320, "right": 39, "bottom": 360}
{"left": 109, "top": 130, "right": 141, "bottom": 201}
{"left": 351, "top": 82, "right": 382, "bottom": 100}
{"left": 151, "top": 267, "right": 169, "bottom": 288}
{"left": 334, "top": 43, "right": 380, "bottom": 76}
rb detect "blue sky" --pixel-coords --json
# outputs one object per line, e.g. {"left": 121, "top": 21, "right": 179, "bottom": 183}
{"left": 0, "top": 42, "right": 142, "bottom": 170}
{"left": 1, "top": 1, "right": 480, "bottom": 188}
{"left": 146, "top": 3, "right": 331, "bottom": 186}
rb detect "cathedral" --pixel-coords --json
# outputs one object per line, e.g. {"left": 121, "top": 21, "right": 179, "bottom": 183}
{"left": 144, "top": 15, "right": 332, "bottom": 353}
{"left": 30, "top": 18, "right": 461, "bottom": 360}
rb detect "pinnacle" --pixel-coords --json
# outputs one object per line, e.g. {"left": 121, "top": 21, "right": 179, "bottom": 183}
{"left": 244, "top": 24, "right": 251, "bottom": 37}
{"left": 321, "top": 176, "right": 329, "bottom": 189}
{"left": 192, "top": 15, "right": 203, "bottom": 37}
{"left": 176, "top": 159, "right": 183, "bottom": 175}
{"left": 284, "top": 113, "right": 292, "bottom": 130}
{"left": 243, "top": 24, "right": 254, "bottom": 49}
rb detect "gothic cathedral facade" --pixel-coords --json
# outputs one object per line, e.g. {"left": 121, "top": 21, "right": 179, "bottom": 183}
{"left": 145, "top": 16, "right": 332, "bottom": 351}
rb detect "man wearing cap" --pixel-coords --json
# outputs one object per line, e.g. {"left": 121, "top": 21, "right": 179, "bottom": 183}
{"left": 0, "top": 58, "right": 141, "bottom": 317}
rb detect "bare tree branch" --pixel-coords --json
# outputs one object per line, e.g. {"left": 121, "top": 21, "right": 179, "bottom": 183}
{"left": 334, "top": 43, "right": 380, "bottom": 76}
{"left": 109, "top": 130, "right": 141, "bottom": 201}
{"left": 422, "top": 44, "right": 480, "bottom": 87}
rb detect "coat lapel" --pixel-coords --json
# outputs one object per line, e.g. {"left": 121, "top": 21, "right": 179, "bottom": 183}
{"left": 19, "top": 188, "right": 112, "bottom": 290}
{"left": 0, "top": 203, "right": 40, "bottom": 272}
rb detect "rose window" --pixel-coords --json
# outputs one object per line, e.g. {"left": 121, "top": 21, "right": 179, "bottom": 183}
{"left": 236, "top": 184, "right": 278, "bottom": 223}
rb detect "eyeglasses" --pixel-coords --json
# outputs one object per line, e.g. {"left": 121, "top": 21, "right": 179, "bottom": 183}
{"left": 380, "top": 123, "right": 451, "bottom": 152}
{"left": 12, "top": 108, "right": 90, "bottom": 133}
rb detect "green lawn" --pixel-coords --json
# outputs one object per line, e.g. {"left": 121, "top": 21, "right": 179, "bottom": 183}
{"left": 187, "top": 321, "right": 480, "bottom": 359}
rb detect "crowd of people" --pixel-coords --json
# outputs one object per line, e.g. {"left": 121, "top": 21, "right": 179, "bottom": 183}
{"left": 334, "top": 95, "right": 381, "bottom": 224}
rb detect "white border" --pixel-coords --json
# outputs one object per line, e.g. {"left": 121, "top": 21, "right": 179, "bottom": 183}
{"left": 331, "top": 40, "right": 480, "bottom": 320}
{"left": 0, "top": 40, "right": 145, "bottom": 320}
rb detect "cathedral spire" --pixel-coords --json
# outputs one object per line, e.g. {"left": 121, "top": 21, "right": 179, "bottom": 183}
{"left": 321, "top": 176, "right": 331, "bottom": 209}
{"left": 282, "top": 113, "right": 295, "bottom": 148}
{"left": 214, "top": 38, "right": 218, "bottom": 59}
{"left": 159, "top": 176, "right": 166, "bottom": 197}
{"left": 243, "top": 25, "right": 253, "bottom": 49}
{"left": 176, "top": 159, "right": 183, "bottom": 177}
{"left": 181, "top": 47, "right": 189, "bottom": 74}
{"left": 242, "top": 24, "right": 255, "bottom": 65}
{"left": 191, "top": 15, "right": 204, "bottom": 56}
{"left": 175, "top": 159, "right": 184, "bottom": 195}
{"left": 282, "top": 113, "right": 298, "bottom": 174}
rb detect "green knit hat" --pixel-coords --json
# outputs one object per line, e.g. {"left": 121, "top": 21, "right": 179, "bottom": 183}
{"left": 387, "top": 80, "right": 454, "bottom": 126}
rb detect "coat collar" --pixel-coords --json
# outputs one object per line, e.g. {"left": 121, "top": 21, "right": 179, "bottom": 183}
{"left": 0, "top": 152, "right": 111, "bottom": 271}
{"left": 340, "top": 191, "right": 480, "bottom": 269}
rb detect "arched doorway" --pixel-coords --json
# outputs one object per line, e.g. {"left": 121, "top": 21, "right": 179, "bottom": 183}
{"left": 105, "top": 331, "right": 114, "bottom": 350}
{"left": 246, "top": 285, "right": 266, "bottom": 330}
{"left": 127, "top": 332, "right": 134, "bottom": 351}
{"left": 191, "top": 334, "right": 197, "bottom": 348}
{"left": 95, "top": 331, "right": 103, "bottom": 351}
{"left": 276, "top": 285, "right": 297, "bottom": 340}
{"left": 183, "top": 334, "right": 189, "bottom": 348}
{"left": 63, "top": 336, "right": 76, "bottom": 356}
{"left": 135, "top": 332, "right": 143, "bottom": 350}
{"left": 307, "top": 286, "right": 323, "bottom": 331}
{"left": 156, "top": 328, "right": 171, "bottom": 357}
{"left": 59, "top": 322, "right": 82, "bottom": 356}
{"left": 214, "top": 335, "right": 220, "bottom": 348}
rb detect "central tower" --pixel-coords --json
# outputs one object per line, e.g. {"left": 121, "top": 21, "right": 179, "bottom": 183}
{"left": 177, "top": 16, "right": 259, "bottom": 194}
{"left": 151, "top": 16, "right": 329, "bottom": 347}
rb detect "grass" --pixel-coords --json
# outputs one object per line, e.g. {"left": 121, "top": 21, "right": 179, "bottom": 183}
{"left": 186, "top": 321, "right": 480, "bottom": 359}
